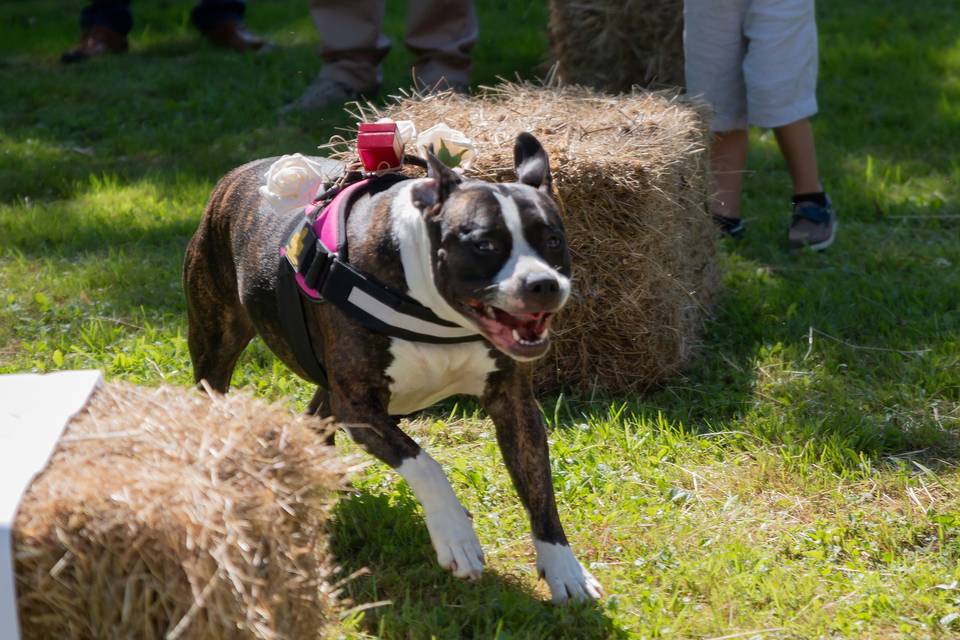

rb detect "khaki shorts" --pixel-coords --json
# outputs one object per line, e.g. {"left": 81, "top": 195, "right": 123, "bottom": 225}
{"left": 684, "top": 0, "right": 819, "bottom": 131}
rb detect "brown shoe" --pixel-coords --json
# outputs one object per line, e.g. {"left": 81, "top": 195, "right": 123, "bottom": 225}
{"left": 280, "top": 78, "right": 373, "bottom": 114}
{"left": 60, "top": 26, "right": 128, "bottom": 64}
{"left": 204, "top": 21, "right": 268, "bottom": 52}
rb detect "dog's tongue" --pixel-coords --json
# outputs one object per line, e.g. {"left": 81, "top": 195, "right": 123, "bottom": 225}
{"left": 492, "top": 308, "right": 550, "bottom": 340}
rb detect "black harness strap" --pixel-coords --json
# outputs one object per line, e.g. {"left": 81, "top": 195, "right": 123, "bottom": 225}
{"left": 276, "top": 233, "right": 330, "bottom": 386}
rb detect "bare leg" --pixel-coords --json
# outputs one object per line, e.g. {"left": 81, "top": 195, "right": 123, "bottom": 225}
{"left": 710, "top": 128, "right": 749, "bottom": 220}
{"left": 773, "top": 117, "right": 821, "bottom": 194}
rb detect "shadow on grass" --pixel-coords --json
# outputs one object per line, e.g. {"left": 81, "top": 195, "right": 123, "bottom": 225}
{"left": 329, "top": 490, "right": 623, "bottom": 639}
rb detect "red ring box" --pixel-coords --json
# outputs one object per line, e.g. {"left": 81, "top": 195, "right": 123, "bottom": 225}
{"left": 357, "top": 122, "right": 404, "bottom": 171}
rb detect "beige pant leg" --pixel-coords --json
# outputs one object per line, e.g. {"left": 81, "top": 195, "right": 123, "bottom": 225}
{"left": 311, "top": 0, "right": 389, "bottom": 90}
{"left": 405, "top": 0, "right": 477, "bottom": 90}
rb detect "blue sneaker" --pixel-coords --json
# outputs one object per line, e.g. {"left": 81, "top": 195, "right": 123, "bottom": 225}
{"left": 788, "top": 195, "right": 837, "bottom": 251}
{"left": 713, "top": 214, "right": 745, "bottom": 239}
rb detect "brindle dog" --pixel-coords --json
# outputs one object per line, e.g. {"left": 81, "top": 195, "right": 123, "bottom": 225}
{"left": 183, "top": 133, "right": 603, "bottom": 602}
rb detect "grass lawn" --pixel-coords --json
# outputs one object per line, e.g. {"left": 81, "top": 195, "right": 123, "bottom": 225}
{"left": 2, "top": 1, "right": 960, "bottom": 638}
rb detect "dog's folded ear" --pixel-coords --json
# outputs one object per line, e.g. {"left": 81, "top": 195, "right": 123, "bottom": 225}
{"left": 411, "top": 150, "right": 463, "bottom": 215}
{"left": 513, "top": 132, "right": 552, "bottom": 193}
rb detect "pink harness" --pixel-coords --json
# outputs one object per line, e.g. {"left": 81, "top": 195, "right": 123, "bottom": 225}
{"left": 304, "top": 178, "right": 370, "bottom": 255}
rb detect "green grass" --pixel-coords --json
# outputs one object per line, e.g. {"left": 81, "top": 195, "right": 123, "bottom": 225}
{"left": 2, "top": 1, "right": 959, "bottom": 638}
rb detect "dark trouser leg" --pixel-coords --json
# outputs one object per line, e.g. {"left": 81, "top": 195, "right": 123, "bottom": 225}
{"left": 80, "top": 0, "right": 133, "bottom": 35}
{"left": 405, "top": 0, "right": 477, "bottom": 91}
{"left": 310, "top": 0, "right": 390, "bottom": 91}
{"left": 191, "top": 0, "right": 246, "bottom": 32}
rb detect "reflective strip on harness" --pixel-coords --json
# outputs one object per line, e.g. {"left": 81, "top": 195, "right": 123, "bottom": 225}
{"left": 345, "top": 288, "right": 478, "bottom": 340}
{"left": 309, "top": 254, "right": 483, "bottom": 345}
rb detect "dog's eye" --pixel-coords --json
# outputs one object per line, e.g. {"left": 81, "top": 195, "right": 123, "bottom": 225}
{"left": 474, "top": 239, "right": 497, "bottom": 253}
{"left": 546, "top": 235, "right": 563, "bottom": 250}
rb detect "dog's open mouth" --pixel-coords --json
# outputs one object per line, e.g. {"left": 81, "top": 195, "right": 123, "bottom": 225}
{"left": 461, "top": 301, "right": 555, "bottom": 359}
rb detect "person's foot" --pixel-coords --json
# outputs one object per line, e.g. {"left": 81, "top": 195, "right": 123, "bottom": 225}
{"left": 788, "top": 194, "right": 837, "bottom": 251}
{"left": 60, "top": 26, "right": 128, "bottom": 64}
{"left": 713, "top": 213, "right": 745, "bottom": 239}
{"left": 280, "top": 77, "right": 375, "bottom": 114}
{"left": 204, "top": 21, "right": 268, "bottom": 52}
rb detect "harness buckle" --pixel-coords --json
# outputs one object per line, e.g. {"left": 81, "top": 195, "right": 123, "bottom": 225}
{"left": 302, "top": 242, "right": 332, "bottom": 294}
{"left": 283, "top": 218, "right": 313, "bottom": 272}
{"left": 283, "top": 217, "right": 334, "bottom": 299}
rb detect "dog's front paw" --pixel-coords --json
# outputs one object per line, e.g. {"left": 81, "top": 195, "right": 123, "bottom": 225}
{"left": 535, "top": 540, "right": 604, "bottom": 604}
{"left": 424, "top": 508, "right": 485, "bottom": 580}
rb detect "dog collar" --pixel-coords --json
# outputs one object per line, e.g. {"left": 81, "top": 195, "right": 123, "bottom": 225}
{"left": 277, "top": 174, "right": 482, "bottom": 386}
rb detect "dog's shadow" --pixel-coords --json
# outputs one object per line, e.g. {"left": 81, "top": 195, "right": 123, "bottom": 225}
{"left": 329, "top": 490, "right": 624, "bottom": 639}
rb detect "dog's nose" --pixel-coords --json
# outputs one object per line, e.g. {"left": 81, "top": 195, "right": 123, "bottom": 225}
{"left": 523, "top": 272, "right": 561, "bottom": 304}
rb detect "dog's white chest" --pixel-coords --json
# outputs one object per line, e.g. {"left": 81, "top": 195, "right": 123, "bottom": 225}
{"left": 385, "top": 339, "right": 497, "bottom": 415}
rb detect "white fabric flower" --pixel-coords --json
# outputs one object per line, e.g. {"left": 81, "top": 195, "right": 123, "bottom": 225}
{"left": 375, "top": 117, "right": 418, "bottom": 146}
{"left": 415, "top": 123, "right": 477, "bottom": 170}
{"left": 259, "top": 154, "right": 331, "bottom": 214}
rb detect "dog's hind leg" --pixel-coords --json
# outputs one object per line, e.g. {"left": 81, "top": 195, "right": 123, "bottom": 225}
{"left": 183, "top": 235, "right": 255, "bottom": 393}
{"left": 307, "top": 387, "right": 337, "bottom": 446}
{"left": 187, "top": 303, "right": 254, "bottom": 393}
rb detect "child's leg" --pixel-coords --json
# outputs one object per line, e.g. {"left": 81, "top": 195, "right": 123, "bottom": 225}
{"left": 741, "top": 0, "right": 834, "bottom": 248}
{"left": 741, "top": 0, "right": 822, "bottom": 200}
{"left": 776, "top": 115, "right": 835, "bottom": 249}
{"left": 711, "top": 129, "right": 749, "bottom": 220}
{"left": 773, "top": 117, "right": 820, "bottom": 195}
{"left": 684, "top": 0, "right": 750, "bottom": 229}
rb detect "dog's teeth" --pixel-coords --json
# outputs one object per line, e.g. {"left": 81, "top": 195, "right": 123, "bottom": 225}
{"left": 512, "top": 329, "right": 521, "bottom": 342}
{"left": 484, "top": 306, "right": 495, "bottom": 319}
{"left": 537, "top": 328, "right": 550, "bottom": 340}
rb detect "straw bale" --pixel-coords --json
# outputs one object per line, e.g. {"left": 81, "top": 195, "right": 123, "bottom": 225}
{"left": 548, "top": 0, "right": 685, "bottom": 91}
{"left": 345, "top": 83, "right": 719, "bottom": 394}
{"left": 14, "top": 381, "right": 352, "bottom": 640}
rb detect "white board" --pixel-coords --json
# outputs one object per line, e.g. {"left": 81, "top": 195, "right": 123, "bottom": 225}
{"left": 0, "top": 370, "right": 103, "bottom": 640}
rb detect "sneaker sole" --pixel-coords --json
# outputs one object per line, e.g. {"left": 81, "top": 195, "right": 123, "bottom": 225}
{"left": 790, "top": 219, "right": 838, "bottom": 252}
{"left": 808, "top": 219, "right": 838, "bottom": 251}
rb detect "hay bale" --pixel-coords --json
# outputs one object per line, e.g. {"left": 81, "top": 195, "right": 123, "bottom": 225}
{"left": 548, "top": 0, "right": 685, "bottom": 92}
{"left": 14, "top": 381, "right": 351, "bottom": 640}
{"left": 348, "top": 83, "right": 719, "bottom": 394}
